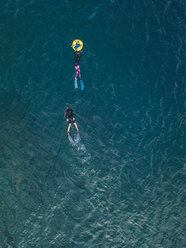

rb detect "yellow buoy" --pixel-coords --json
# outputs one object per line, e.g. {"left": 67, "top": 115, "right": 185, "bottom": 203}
{"left": 72, "top": 39, "right": 83, "bottom": 51}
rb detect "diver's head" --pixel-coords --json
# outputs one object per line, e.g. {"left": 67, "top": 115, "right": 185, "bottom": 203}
{"left": 66, "top": 105, "right": 69, "bottom": 109}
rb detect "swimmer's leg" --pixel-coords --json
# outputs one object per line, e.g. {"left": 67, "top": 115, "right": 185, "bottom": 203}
{"left": 77, "top": 66, "right": 84, "bottom": 90}
{"left": 78, "top": 70, "right": 81, "bottom": 78}
{"left": 74, "top": 67, "right": 78, "bottom": 88}
{"left": 76, "top": 65, "right": 81, "bottom": 78}
{"left": 67, "top": 123, "right": 72, "bottom": 133}
{"left": 78, "top": 67, "right": 81, "bottom": 78}
{"left": 74, "top": 122, "right": 79, "bottom": 132}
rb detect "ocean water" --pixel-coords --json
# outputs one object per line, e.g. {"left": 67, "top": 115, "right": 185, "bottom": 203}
{"left": 0, "top": 0, "right": 185, "bottom": 247}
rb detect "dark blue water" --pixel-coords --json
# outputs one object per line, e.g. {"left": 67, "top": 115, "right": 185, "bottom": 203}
{"left": 0, "top": 1, "right": 185, "bottom": 247}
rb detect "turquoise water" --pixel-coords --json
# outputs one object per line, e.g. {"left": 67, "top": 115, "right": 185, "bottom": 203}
{"left": 0, "top": 1, "right": 185, "bottom": 247}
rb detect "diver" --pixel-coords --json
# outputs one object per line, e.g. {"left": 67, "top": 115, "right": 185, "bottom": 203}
{"left": 74, "top": 51, "right": 82, "bottom": 79}
{"left": 65, "top": 106, "right": 79, "bottom": 133}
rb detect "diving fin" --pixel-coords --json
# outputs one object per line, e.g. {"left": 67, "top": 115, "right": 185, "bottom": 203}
{"left": 68, "top": 133, "right": 75, "bottom": 145}
{"left": 74, "top": 78, "right": 78, "bottom": 88}
{"left": 80, "top": 80, "right": 84, "bottom": 90}
{"left": 75, "top": 132, "right": 81, "bottom": 143}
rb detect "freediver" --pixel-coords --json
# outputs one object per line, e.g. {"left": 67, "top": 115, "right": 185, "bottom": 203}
{"left": 74, "top": 51, "right": 82, "bottom": 79}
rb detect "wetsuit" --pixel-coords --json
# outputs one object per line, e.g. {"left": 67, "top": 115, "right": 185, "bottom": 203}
{"left": 74, "top": 52, "right": 82, "bottom": 66}
{"left": 65, "top": 108, "right": 75, "bottom": 123}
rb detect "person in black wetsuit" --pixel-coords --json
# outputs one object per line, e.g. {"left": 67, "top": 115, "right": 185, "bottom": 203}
{"left": 74, "top": 51, "right": 82, "bottom": 78}
{"left": 65, "top": 106, "right": 79, "bottom": 133}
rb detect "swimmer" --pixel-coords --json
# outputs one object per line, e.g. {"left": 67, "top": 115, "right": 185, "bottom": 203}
{"left": 74, "top": 51, "right": 82, "bottom": 79}
{"left": 65, "top": 106, "right": 79, "bottom": 133}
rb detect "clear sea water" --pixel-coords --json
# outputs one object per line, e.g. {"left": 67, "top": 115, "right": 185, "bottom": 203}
{"left": 0, "top": 1, "right": 185, "bottom": 247}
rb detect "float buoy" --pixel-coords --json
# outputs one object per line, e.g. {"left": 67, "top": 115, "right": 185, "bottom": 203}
{"left": 72, "top": 39, "right": 83, "bottom": 51}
